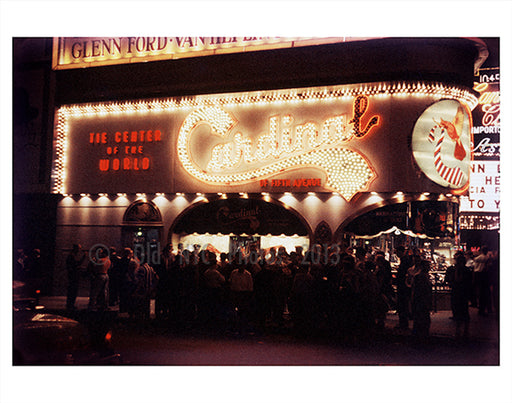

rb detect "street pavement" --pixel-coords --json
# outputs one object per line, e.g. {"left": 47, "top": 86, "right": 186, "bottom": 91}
{"left": 38, "top": 295, "right": 499, "bottom": 343}
{"left": 35, "top": 295, "right": 500, "bottom": 366}
{"left": 8, "top": 295, "right": 507, "bottom": 403}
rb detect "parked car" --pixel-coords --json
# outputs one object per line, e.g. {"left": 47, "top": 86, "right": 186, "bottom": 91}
{"left": 13, "top": 281, "right": 121, "bottom": 365}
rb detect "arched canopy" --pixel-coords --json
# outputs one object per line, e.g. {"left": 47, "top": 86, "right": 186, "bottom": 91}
{"left": 171, "top": 197, "right": 310, "bottom": 237}
{"left": 342, "top": 201, "right": 457, "bottom": 238}
{"left": 123, "top": 200, "right": 162, "bottom": 225}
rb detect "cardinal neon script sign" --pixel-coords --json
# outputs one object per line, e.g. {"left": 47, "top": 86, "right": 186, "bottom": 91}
{"left": 177, "top": 95, "right": 380, "bottom": 200}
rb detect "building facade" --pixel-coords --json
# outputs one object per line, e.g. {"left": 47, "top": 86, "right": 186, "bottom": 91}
{"left": 14, "top": 37, "right": 494, "bottom": 295}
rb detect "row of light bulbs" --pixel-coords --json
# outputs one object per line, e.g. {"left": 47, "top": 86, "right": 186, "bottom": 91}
{"left": 57, "top": 81, "right": 478, "bottom": 117}
{"left": 63, "top": 191, "right": 458, "bottom": 201}
{"left": 180, "top": 146, "right": 374, "bottom": 200}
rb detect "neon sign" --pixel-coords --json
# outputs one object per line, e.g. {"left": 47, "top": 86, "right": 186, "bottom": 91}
{"left": 177, "top": 96, "right": 380, "bottom": 200}
{"left": 51, "top": 81, "right": 478, "bottom": 195}
{"left": 412, "top": 100, "right": 472, "bottom": 191}
{"left": 474, "top": 82, "right": 500, "bottom": 129}
{"left": 88, "top": 129, "right": 162, "bottom": 172}
{"left": 471, "top": 75, "right": 500, "bottom": 159}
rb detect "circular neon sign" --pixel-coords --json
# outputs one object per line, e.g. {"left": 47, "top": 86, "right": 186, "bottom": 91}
{"left": 412, "top": 100, "right": 471, "bottom": 189}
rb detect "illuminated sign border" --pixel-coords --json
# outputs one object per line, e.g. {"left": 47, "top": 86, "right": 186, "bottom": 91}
{"left": 52, "top": 81, "right": 478, "bottom": 196}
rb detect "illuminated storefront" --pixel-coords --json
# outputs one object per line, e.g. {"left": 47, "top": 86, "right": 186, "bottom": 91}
{"left": 50, "top": 37, "right": 487, "bottom": 293}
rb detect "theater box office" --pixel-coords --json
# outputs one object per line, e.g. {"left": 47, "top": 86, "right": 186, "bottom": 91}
{"left": 50, "top": 37, "right": 486, "bottom": 294}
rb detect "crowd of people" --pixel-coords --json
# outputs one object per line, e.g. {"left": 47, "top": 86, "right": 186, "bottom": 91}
{"left": 443, "top": 246, "right": 499, "bottom": 339}
{"left": 65, "top": 245, "right": 158, "bottom": 323}
{"left": 60, "top": 241, "right": 500, "bottom": 341}
{"left": 62, "top": 241, "right": 484, "bottom": 342}
{"left": 14, "top": 237, "right": 499, "bottom": 343}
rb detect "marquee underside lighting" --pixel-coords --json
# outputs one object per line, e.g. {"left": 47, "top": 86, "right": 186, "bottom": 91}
{"left": 56, "top": 81, "right": 478, "bottom": 117}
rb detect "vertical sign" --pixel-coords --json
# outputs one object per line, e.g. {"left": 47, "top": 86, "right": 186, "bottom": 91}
{"left": 460, "top": 65, "right": 500, "bottom": 215}
{"left": 471, "top": 67, "right": 500, "bottom": 160}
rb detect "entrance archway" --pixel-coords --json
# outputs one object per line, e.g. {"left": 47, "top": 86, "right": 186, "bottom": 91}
{"left": 334, "top": 199, "right": 459, "bottom": 263}
{"left": 121, "top": 200, "right": 164, "bottom": 260}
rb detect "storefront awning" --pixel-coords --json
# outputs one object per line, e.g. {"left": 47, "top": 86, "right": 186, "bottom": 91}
{"left": 344, "top": 201, "right": 457, "bottom": 238}
{"left": 354, "top": 226, "right": 436, "bottom": 240}
{"left": 172, "top": 198, "right": 309, "bottom": 236}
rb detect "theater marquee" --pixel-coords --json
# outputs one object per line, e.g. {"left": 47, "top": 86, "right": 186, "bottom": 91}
{"left": 52, "top": 82, "right": 477, "bottom": 199}
{"left": 52, "top": 37, "right": 352, "bottom": 70}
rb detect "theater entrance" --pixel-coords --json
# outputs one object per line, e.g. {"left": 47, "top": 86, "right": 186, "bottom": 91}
{"left": 169, "top": 196, "right": 311, "bottom": 255}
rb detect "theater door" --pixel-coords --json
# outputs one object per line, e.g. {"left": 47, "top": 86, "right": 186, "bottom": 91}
{"left": 121, "top": 200, "right": 163, "bottom": 262}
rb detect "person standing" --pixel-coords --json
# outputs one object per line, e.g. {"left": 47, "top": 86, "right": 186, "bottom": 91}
{"left": 487, "top": 250, "right": 499, "bottom": 315}
{"left": 155, "top": 244, "right": 173, "bottom": 321}
{"left": 395, "top": 246, "right": 413, "bottom": 329}
{"left": 132, "top": 258, "right": 158, "bottom": 322}
{"left": 375, "top": 252, "right": 393, "bottom": 303}
{"left": 374, "top": 252, "right": 394, "bottom": 329}
{"left": 253, "top": 260, "right": 274, "bottom": 329}
{"left": 229, "top": 258, "right": 254, "bottom": 303}
{"left": 356, "top": 251, "right": 379, "bottom": 337}
{"left": 450, "top": 252, "right": 472, "bottom": 339}
{"left": 473, "top": 246, "right": 490, "bottom": 316}
{"left": 444, "top": 260, "right": 456, "bottom": 318}
{"left": 464, "top": 251, "right": 476, "bottom": 307}
{"left": 336, "top": 255, "right": 364, "bottom": 343}
{"left": 88, "top": 247, "right": 111, "bottom": 311}
{"left": 229, "top": 256, "right": 254, "bottom": 332}
{"left": 108, "top": 247, "right": 122, "bottom": 307}
{"left": 411, "top": 259, "right": 432, "bottom": 342}
{"left": 118, "top": 248, "right": 138, "bottom": 315}
{"left": 202, "top": 257, "right": 226, "bottom": 325}
{"left": 66, "top": 244, "right": 85, "bottom": 311}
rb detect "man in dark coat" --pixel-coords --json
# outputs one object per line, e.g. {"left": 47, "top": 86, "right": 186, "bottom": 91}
{"left": 66, "top": 244, "right": 85, "bottom": 310}
{"left": 395, "top": 246, "right": 413, "bottom": 329}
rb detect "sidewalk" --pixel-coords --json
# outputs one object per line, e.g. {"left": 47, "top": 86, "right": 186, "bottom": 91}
{"left": 38, "top": 296, "right": 499, "bottom": 344}
{"left": 385, "top": 307, "right": 499, "bottom": 344}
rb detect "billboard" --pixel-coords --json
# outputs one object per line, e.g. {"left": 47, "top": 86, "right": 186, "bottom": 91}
{"left": 459, "top": 161, "right": 500, "bottom": 213}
